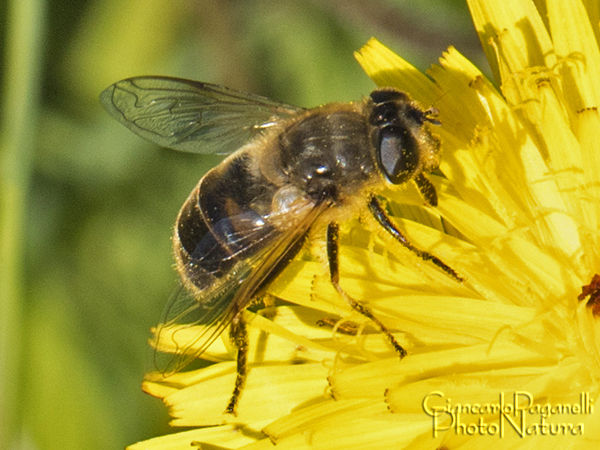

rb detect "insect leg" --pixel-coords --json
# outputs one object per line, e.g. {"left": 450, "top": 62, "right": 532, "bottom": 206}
{"left": 221, "top": 207, "right": 324, "bottom": 415}
{"left": 368, "top": 194, "right": 463, "bottom": 282}
{"left": 316, "top": 317, "right": 361, "bottom": 336}
{"left": 414, "top": 173, "right": 438, "bottom": 207}
{"left": 225, "top": 312, "right": 249, "bottom": 416}
{"left": 327, "top": 222, "right": 407, "bottom": 358}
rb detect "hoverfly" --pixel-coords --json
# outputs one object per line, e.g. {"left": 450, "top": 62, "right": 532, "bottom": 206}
{"left": 100, "top": 76, "right": 461, "bottom": 415}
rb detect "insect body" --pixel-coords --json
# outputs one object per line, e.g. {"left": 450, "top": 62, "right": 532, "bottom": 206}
{"left": 100, "top": 77, "right": 460, "bottom": 415}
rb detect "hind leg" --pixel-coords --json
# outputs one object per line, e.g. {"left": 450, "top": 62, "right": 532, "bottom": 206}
{"left": 225, "top": 313, "right": 249, "bottom": 415}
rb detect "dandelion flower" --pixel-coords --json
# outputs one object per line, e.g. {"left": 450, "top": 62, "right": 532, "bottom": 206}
{"left": 130, "top": 0, "right": 600, "bottom": 448}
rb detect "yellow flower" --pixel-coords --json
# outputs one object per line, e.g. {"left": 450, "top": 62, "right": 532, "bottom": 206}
{"left": 130, "top": 0, "right": 600, "bottom": 448}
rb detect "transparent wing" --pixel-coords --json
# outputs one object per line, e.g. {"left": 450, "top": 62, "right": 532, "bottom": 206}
{"left": 151, "top": 200, "right": 330, "bottom": 376}
{"left": 151, "top": 260, "right": 258, "bottom": 375}
{"left": 100, "top": 76, "right": 305, "bottom": 154}
{"left": 152, "top": 217, "right": 281, "bottom": 375}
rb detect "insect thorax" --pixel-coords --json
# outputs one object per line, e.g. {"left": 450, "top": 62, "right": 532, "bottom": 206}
{"left": 278, "top": 105, "right": 377, "bottom": 203}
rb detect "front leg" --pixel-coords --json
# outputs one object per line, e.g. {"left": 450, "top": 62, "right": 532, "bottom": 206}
{"left": 327, "top": 222, "right": 407, "bottom": 358}
{"left": 368, "top": 195, "right": 463, "bottom": 282}
{"left": 414, "top": 173, "right": 438, "bottom": 207}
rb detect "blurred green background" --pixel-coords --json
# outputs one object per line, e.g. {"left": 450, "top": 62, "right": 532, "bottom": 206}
{"left": 0, "top": 1, "right": 484, "bottom": 449}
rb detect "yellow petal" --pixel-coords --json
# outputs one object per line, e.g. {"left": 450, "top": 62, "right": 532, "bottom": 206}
{"left": 547, "top": 0, "right": 600, "bottom": 110}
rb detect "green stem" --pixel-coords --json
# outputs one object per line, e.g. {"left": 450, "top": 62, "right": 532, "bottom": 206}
{"left": 0, "top": 0, "right": 46, "bottom": 447}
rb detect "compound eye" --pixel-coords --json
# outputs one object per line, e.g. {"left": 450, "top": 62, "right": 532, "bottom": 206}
{"left": 377, "top": 126, "right": 419, "bottom": 184}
